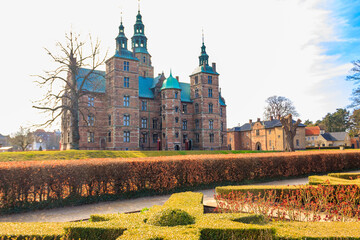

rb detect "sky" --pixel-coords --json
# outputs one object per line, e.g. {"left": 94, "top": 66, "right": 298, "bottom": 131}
{"left": 1, "top": 0, "right": 360, "bottom": 135}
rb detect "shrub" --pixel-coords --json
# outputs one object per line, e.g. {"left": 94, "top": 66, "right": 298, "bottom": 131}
{"left": 146, "top": 208, "right": 195, "bottom": 226}
{"left": 1, "top": 150, "right": 360, "bottom": 213}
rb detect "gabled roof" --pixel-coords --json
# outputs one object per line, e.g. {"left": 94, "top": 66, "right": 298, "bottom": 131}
{"left": 139, "top": 76, "right": 155, "bottom": 98}
{"left": 229, "top": 119, "right": 305, "bottom": 132}
{"left": 77, "top": 68, "right": 106, "bottom": 93}
{"left": 77, "top": 68, "right": 224, "bottom": 105}
{"left": 321, "top": 132, "right": 348, "bottom": 142}
{"left": 179, "top": 83, "right": 192, "bottom": 102}
{"left": 305, "top": 126, "right": 320, "bottom": 136}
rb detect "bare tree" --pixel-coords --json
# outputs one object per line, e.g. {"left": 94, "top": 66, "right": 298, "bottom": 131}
{"left": 9, "top": 127, "right": 34, "bottom": 151}
{"left": 33, "top": 31, "right": 107, "bottom": 149}
{"left": 280, "top": 114, "right": 301, "bottom": 152}
{"left": 264, "top": 96, "right": 299, "bottom": 120}
{"left": 346, "top": 60, "right": 360, "bottom": 108}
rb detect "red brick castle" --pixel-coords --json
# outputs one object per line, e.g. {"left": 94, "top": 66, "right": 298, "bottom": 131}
{"left": 61, "top": 10, "right": 227, "bottom": 150}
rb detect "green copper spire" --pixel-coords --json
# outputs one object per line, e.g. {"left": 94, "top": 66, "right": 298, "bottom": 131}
{"left": 199, "top": 31, "right": 209, "bottom": 66}
{"left": 160, "top": 70, "right": 181, "bottom": 91}
{"left": 131, "top": 6, "right": 148, "bottom": 54}
{"left": 116, "top": 16, "right": 128, "bottom": 51}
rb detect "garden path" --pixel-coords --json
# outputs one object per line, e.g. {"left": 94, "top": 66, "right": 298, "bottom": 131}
{"left": 0, "top": 171, "right": 358, "bottom": 222}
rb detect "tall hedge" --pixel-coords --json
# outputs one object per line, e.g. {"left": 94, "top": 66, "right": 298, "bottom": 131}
{"left": 0, "top": 150, "right": 360, "bottom": 213}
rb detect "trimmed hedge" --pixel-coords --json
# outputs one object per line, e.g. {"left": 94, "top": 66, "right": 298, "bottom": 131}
{"left": 1, "top": 191, "right": 360, "bottom": 239}
{"left": 1, "top": 151, "right": 360, "bottom": 213}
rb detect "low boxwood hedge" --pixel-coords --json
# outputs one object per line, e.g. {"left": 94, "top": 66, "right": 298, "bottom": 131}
{"left": 1, "top": 190, "right": 360, "bottom": 239}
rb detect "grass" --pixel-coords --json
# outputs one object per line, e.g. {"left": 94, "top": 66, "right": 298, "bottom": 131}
{"left": 0, "top": 150, "right": 273, "bottom": 162}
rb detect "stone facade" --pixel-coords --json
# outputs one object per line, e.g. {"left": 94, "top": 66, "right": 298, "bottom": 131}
{"left": 61, "top": 10, "right": 227, "bottom": 151}
{"left": 227, "top": 118, "right": 306, "bottom": 151}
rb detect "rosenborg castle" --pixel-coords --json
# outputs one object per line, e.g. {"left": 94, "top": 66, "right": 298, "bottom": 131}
{"left": 61, "top": 10, "right": 227, "bottom": 151}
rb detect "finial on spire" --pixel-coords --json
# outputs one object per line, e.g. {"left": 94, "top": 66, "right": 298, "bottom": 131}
{"left": 120, "top": 10, "right": 123, "bottom": 23}
{"left": 170, "top": 69, "right": 173, "bottom": 77}
{"left": 202, "top": 28, "right": 204, "bottom": 44}
{"left": 138, "top": 0, "right": 141, "bottom": 13}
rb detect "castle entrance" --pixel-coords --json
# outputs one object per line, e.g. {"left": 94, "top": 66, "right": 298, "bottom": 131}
{"left": 174, "top": 145, "right": 180, "bottom": 151}
{"left": 255, "top": 142, "right": 261, "bottom": 151}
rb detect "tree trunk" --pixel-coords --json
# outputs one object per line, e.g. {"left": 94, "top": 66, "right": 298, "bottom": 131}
{"left": 280, "top": 114, "right": 301, "bottom": 152}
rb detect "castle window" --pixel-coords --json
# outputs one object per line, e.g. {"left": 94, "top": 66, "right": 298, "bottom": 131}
{"left": 108, "top": 114, "right": 112, "bottom": 126}
{"left": 183, "top": 134, "right": 188, "bottom": 143}
{"left": 141, "top": 118, "right": 148, "bottom": 128}
{"left": 175, "top": 106, "right": 179, "bottom": 112}
{"left": 175, "top": 117, "right": 179, "bottom": 123}
{"left": 196, "top": 133, "right": 200, "bottom": 143}
{"left": 175, "top": 91, "right": 178, "bottom": 99}
{"left": 210, "top": 133, "right": 214, "bottom": 143}
{"left": 182, "top": 120, "right": 187, "bottom": 130}
{"left": 87, "top": 115, "right": 95, "bottom": 126}
{"left": 269, "top": 140, "right": 272, "bottom": 147}
{"left": 163, "top": 105, "right": 165, "bottom": 110}
{"left": 269, "top": 129, "right": 271, "bottom": 134}
{"left": 143, "top": 56, "right": 146, "bottom": 63}
{"left": 221, "top": 135, "right": 224, "bottom": 144}
{"left": 153, "top": 119, "right": 158, "bottom": 129}
{"left": 195, "top": 89, "right": 199, "bottom": 98}
{"left": 67, "top": 131, "right": 70, "bottom": 143}
{"left": 142, "top": 133, "right": 148, "bottom": 143}
{"left": 221, "top": 122, "right": 224, "bottom": 131}
{"left": 141, "top": 100, "right": 147, "bottom": 111}
{"left": 220, "top": 108, "right": 223, "bottom": 117}
{"left": 208, "top": 88, "right": 213, "bottom": 98}
{"left": 123, "top": 131, "right": 130, "bottom": 142}
{"left": 195, "top": 76, "right": 198, "bottom": 84}
{"left": 88, "top": 96, "right": 94, "bottom": 107}
{"left": 208, "top": 103, "right": 213, "bottom": 113}
{"left": 296, "top": 139, "right": 300, "bottom": 147}
{"left": 175, "top": 132, "right": 179, "bottom": 138}
{"left": 256, "top": 130, "right": 260, "bottom": 136}
{"left": 153, "top": 134, "right": 158, "bottom": 143}
{"left": 108, "top": 131, "right": 112, "bottom": 142}
{"left": 183, "top": 104, "right": 187, "bottom": 113}
{"left": 208, "top": 76, "right": 212, "bottom": 84}
{"left": 123, "top": 61, "right": 129, "bottom": 71}
{"left": 195, "top": 103, "right": 199, "bottom": 114}
{"left": 144, "top": 71, "right": 146, "bottom": 77}
{"left": 123, "top": 115, "right": 130, "bottom": 126}
{"left": 123, "top": 95, "right": 130, "bottom": 107}
{"left": 87, "top": 132, "right": 94, "bottom": 143}
{"left": 195, "top": 119, "right": 200, "bottom": 129}
{"left": 209, "top": 120, "right": 214, "bottom": 130}
{"left": 124, "top": 77, "right": 129, "bottom": 88}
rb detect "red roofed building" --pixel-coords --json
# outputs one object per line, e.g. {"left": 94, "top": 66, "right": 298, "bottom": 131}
{"left": 305, "top": 126, "right": 325, "bottom": 147}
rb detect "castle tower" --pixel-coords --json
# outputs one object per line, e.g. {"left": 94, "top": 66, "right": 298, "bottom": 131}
{"left": 131, "top": 9, "right": 154, "bottom": 78}
{"left": 160, "top": 71, "right": 182, "bottom": 150}
{"left": 105, "top": 17, "right": 140, "bottom": 150}
{"left": 189, "top": 37, "right": 223, "bottom": 150}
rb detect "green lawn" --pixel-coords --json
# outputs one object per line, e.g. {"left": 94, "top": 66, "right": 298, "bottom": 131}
{"left": 0, "top": 150, "right": 272, "bottom": 162}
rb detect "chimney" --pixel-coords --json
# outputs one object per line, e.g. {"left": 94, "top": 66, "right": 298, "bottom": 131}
{"left": 257, "top": 118, "right": 261, "bottom": 122}
{"left": 249, "top": 119, "right": 252, "bottom": 124}
{"left": 176, "top": 76, "right": 179, "bottom": 81}
{"left": 270, "top": 116, "right": 274, "bottom": 121}
{"left": 212, "top": 62, "right": 216, "bottom": 72}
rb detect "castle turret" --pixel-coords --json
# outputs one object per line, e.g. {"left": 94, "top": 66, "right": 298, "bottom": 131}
{"left": 131, "top": 9, "right": 153, "bottom": 78}
{"left": 160, "top": 71, "right": 182, "bottom": 150}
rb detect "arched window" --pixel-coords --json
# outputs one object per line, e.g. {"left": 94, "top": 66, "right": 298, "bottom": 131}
{"left": 195, "top": 119, "right": 200, "bottom": 129}
{"left": 182, "top": 120, "right": 187, "bottom": 130}
{"left": 208, "top": 103, "right": 213, "bottom": 113}
{"left": 108, "top": 131, "right": 112, "bottom": 142}
{"left": 208, "top": 88, "right": 213, "bottom": 98}
{"left": 175, "top": 91, "right": 178, "bottom": 99}
{"left": 195, "top": 103, "right": 199, "bottom": 114}
{"left": 209, "top": 120, "right": 214, "bottom": 129}
{"left": 195, "top": 89, "right": 199, "bottom": 98}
